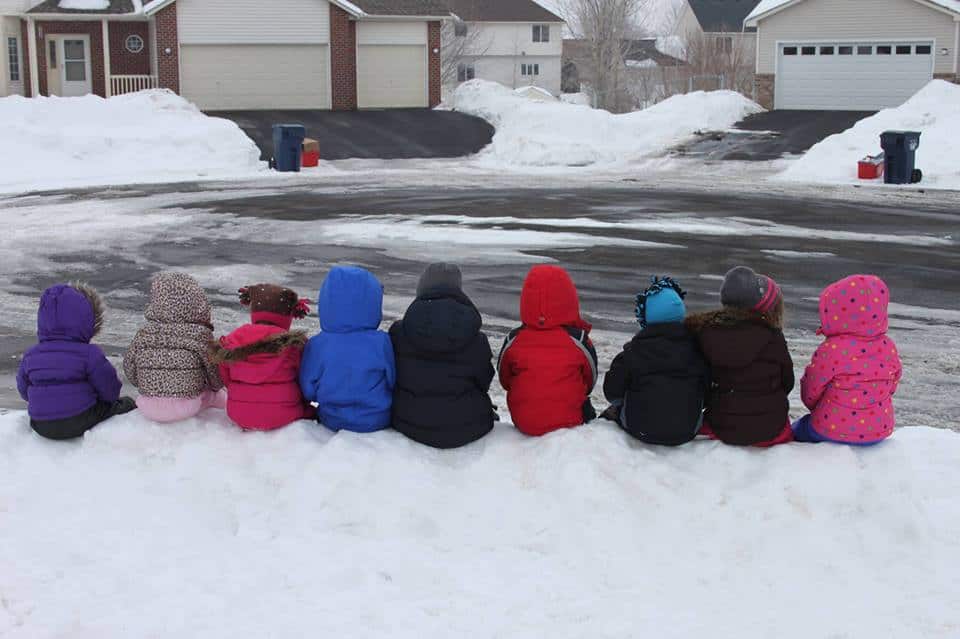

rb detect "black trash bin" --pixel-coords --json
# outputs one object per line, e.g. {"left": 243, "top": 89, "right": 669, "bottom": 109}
{"left": 272, "top": 124, "right": 306, "bottom": 173}
{"left": 879, "top": 130, "right": 921, "bottom": 185}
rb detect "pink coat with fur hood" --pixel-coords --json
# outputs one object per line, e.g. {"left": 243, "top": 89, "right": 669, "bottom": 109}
{"left": 800, "top": 275, "right": 902, "bottom": 444}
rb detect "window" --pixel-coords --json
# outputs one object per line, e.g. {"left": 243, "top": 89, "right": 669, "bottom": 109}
{"left": 839, "top": 46, "right": 853, "bottom": 55}
{"left": 6, "top": 37, "right": 19, "bottom": 82}
{"left": 48, "top": 39, "right": 57, "bottom": 68}
{"left": 63, "top": 39, "right": 86, "bottom": 82}
{"left": 454, "top": 20, "right": 467, "bottom": 37}
{"left": 521, "top": 63, "right": 540, "bottom": 76}
{"left": 715, "top": 36, "right": 733, "bottom": 53}
{"left": 819, "top": 45, "right": 834, "bottom": 55}
{"left": 532, "top": 24, "right": 550, "bottom": 43}
{"left": 457, "top": 63, "right": 475, "bottom": 82}
{"left": 916, "top": 44, "right": 932, "bottom": 54}
{"left": 857, "top": 45, "right": 872, "bottom": 55}
{"left": 783, "top": 46, "right": 798, "bottom": 55}
{"left": 896, "top": 45, "right": 912, "bottom": 54}
{"left": 125, "top": 34, "right": 144, "bottom": 54}
{"left": 801, "top": 46, "right": 816, "bottom": 55}
{"left": 877, "top": 45, "right": 892, "bottom": 55}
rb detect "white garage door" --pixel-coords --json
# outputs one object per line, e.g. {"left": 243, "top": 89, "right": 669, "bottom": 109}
{"left": 181, "top": 44, "right": 329, "bottom": 110}
{"left": 776, "top": 42, "right": 934, "bottom": 110}
{"left": 357, "top": 45, "right": 428, "bottom": 109}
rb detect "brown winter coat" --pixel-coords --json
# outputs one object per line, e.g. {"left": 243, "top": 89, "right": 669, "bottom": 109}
{"left": 686, "top": 308, "right": 794, "bottom": 446}
{"left": 123, "top": 273, "right": 223, "bottom": 398}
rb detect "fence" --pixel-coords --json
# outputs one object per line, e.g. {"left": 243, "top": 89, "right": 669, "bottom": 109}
{"left": 109, "top": 75, "right": 159, "bottom": 97}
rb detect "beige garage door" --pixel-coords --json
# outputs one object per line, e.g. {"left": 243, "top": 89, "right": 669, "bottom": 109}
{"left": 357, "top": 45, "right": 427, "bottom": 108}
{"left": 181, "top": 44, "right": 329, "bottom": 110}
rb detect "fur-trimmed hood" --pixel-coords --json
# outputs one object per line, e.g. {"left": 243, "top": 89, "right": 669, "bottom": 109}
{"left": 37, "top": 282, "right": 104, "bottom": 343}
{"left": 213, "top": 328, "right": 307, "bottom": 364}
{"left": 685, "top": 306, "right": 779, "bottom": 333}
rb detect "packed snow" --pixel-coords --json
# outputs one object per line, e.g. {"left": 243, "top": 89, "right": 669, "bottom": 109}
{"left": 1, "top": 410, "right": 958, "bottom": 638}
{"left": 778, "top": 81, "right": 960, "bottom": 190}
{"left": 0, "top": 90, "right": 265, "bottom": 194}
{"left": 449, "top": 79, "right": 763, "bottom": 167}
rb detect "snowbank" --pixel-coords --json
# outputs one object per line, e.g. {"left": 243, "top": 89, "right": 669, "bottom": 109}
{"left": 2, "top": 409, "right": 958, "bottom": 638}
{"left": 779, "top": 81, "right": 960, "bottom": 190}
{"left": 0, "top": 90, "right": 265, "bottom": 194}
{"left": 449, "top": 79, "right": 762, "bottom": 167}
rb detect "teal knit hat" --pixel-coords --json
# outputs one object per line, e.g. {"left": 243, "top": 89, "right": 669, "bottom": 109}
{"left": 635, "top": 276, "right": 687, "bottom": 329}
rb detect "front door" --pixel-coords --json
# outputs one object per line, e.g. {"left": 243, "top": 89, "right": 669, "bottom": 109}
{"left": 46, "top": 36, "right": 91, "bottom": 97}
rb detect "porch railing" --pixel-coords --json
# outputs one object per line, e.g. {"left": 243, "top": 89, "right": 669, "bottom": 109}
{"left": 109, "top": 74, "right": 159, "bottom": 96}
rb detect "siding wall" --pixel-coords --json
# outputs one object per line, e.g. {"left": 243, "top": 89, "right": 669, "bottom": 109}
{"left": 756, "top": 0, "right": 956, "bottom": 74}
{"left": 0, "top": 0, "right": 30, "bottom": 14}
{"left": 177, "top": 0, "right": 330, "bottom": 44}
{"left": 463, "top": 22, "right": 563, "bottom": 57}
{"left": 357, "top": 20, "right": 427, "bottom": 45}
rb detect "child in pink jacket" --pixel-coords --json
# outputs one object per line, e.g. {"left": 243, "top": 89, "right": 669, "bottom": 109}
{"left": 792, "top": 275, "right": 902, "bottom": 445}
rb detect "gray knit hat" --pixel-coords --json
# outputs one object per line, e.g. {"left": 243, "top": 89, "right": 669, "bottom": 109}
{"left": 720, "top": 266, "right": 782, "bottom": 313}
{"left": 417, "top": 262, "right": 463, "bottom": 296}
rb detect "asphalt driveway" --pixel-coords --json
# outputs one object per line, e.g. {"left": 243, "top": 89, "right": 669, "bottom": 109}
{"left": 208, "top": 108, "right": 495, "bottom": 161}
{"left": 676, "top": 110, "right": 874, "bottom": 161}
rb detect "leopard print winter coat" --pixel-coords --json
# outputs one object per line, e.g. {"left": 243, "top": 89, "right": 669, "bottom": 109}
{"left": 123, "top": 272, "right": 223, "bottom": 398}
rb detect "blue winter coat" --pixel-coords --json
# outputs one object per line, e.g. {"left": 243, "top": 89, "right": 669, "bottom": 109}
{"left": 299, "top": 267, "right": 396, "bottom": 433}
{"left": 17, "top": 284, "right": 122, "bottom": 421}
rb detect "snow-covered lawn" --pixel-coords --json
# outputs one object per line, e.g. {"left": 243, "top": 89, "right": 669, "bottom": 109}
{"left": 0, "top": 90, "right": 265, "bottom": 194}
{"left": 1, "top": 410, "right": 958, "bottom": 638}
{"left": 448, "top": 79, "right": 763, "bottom": 167}
{"left": 778, "top": 81, "right": 960, "bottom": 190}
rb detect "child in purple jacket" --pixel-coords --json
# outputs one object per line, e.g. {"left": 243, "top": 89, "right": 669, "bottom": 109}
{"left": 17, "top": 283, "right": 135, "bottom": 440}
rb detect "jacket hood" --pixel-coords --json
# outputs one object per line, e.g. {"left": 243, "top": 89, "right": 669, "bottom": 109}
{"left": 818, "top": 274, "right": 889, "bottom": 337}
{"left": 37, "top": 283, "right": 102, "bottom": 343}
{"left": 145, "top": 272, "right": 212, "bottom": 328}
{"left": 214, "top": 327, "right": 307, "bottom": 363}
{"left": 520, "top": 265, "right": 589, "bottom": 331}
{"left": 402, "top": 291, "right": 481, "bottom": 353}
{"left": 319, "top": 266, "right": 383, "bottom": 333}
{"left": 686, "top": 308, "right": 776, "bottom": 368}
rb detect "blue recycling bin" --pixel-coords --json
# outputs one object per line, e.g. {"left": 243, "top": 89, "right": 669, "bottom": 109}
{"left": 880, "top": 130, "right": 921, "bottom": 185}
{"left": 272, "top": 124, "right": 306, "bottom": 173}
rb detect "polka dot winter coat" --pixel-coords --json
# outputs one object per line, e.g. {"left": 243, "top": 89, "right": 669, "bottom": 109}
{"left": 800, "top": 275, "right": 902, "bottom": 444}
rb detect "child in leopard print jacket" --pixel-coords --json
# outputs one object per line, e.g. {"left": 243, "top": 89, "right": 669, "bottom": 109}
{"left": 124, "top": 272, "right": 226, "bottom": 423}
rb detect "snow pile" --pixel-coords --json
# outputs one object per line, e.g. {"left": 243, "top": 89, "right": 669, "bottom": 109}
{"left": 58, "top": 0, "right": 110, "bottom": 9}
{"left": 0, "top": 90, "right": 265, "bottom": 193}
{"left": 449, "top": 79, "right": 762, "bottom": 167}
{"left": 1, "top": 411, "right": 958, "bottom": 637}
{"left": 513, "top": 85, "right": 557, "bottom": 101}
{"left": 779, "top": 81, "right": 960, "bottom": 189}
{"left": 559, "top": 92, "right": 592, "bottom": 106}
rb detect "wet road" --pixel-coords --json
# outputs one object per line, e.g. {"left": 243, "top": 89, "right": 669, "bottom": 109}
{"left": 2, "top": 184, "right": 958, "bottom": 425}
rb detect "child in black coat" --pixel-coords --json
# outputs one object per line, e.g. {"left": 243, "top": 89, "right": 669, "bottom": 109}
{"left": 602, "top": 277, "right": 709, "bottom": 446}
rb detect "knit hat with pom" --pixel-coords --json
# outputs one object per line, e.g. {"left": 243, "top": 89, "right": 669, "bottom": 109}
{"left": 720, "top": 266, "right": 781, "bottom": 314}
{"left": 239, "top": 283, "right": 310, "bottom": 330}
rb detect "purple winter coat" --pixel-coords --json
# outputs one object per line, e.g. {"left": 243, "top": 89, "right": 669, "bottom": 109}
{"left": 16, "top": 284, "right": 122, "bottom": 421}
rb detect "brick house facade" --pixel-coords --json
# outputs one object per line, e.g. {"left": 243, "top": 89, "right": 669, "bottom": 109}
{"left": 11, "top": 0, "right": 448, "bottom": 110}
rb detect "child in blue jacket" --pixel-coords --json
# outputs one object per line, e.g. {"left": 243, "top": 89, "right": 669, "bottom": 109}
{"left": 300, "top": 266, "right": 396, "bottom": 433}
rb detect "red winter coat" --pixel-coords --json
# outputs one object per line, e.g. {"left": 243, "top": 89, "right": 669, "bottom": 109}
{"left": 214, "top": 323, "right": 313, "bottom": 431}
{"left": 498, "top": 266, "right": 598, "bottom": 436}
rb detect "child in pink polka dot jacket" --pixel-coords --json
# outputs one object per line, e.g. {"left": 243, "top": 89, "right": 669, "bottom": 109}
{"left": 792, "top": 275, "right": 902, "bottom": 445}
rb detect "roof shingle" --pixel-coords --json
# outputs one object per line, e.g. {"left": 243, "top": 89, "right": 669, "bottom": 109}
{"left": 346, "top": 0, "right": 451, "bottom": 16}
{"left": 687, "top": 0, "right": 760, "bottom": 32}
{"left": 28, "top": 0, "right": 135, "bottom": 14}
{"left": 447, "top": 0, "right": 564, "bottom": 22}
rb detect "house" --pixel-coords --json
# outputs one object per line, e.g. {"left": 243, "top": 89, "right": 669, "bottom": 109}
{"left": 445, "top": 0, "right": 565, "bottom": 96}
{"left": 745, "top": 0, "right": 960, "bottom": 110}
{"left": 0, "top": 0, "right": 451, "bottom": 110}
{"left": 673, "top": 0, "right": 760, "bottom": 63}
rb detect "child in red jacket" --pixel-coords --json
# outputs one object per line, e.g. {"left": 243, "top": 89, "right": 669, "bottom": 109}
{"left": 214, "top": 284, "right": 313, "bottom": 431}
{"left": 498, "top": 265, "right": 598, "bottom": 436}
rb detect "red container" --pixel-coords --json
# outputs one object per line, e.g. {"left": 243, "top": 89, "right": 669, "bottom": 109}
{"left": 302, "top": 150, "right": 320, "bottom": 168}
{"left": 858, "top": 154, "right": 884, "bottom": 180}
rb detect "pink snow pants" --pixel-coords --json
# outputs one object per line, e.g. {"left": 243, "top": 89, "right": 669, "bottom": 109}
{"left": 137, "top": 389, "right": 228, "bottom": 424}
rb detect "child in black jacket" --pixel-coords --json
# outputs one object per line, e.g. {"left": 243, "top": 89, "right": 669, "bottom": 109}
{"left": 602, "top": 277, "right": 709, "bottom": 446}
